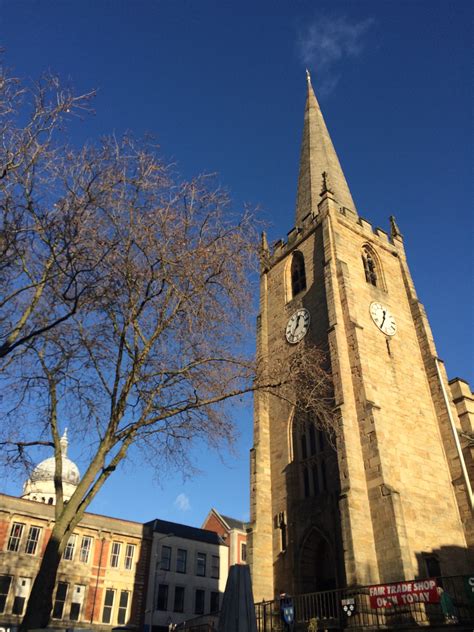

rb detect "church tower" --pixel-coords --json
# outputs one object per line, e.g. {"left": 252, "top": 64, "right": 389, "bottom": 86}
{"left": 248, "top": 73, "right": 473, "bottom": 601}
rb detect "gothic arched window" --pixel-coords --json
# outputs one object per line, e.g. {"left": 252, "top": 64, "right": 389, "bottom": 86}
{"left": 291, "top": 251, "right": 306, "bottom": 297}
{"left": 293, "top": 415, "right": 329, "bottom": 500}
{"left": 362, "top": 245, "right": 379, "bottom": 287}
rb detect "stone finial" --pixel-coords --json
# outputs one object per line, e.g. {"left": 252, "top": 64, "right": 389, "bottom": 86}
{"left": 260, "top": 231, "right": 271, "bottom": 271}
{"left": 320, "top": 171, "right": 334, "bottom": 197}
{"left": 60, "top": 428, "right": 68, "bottom": 456}
{"left": 306, "top": 68, "right": 312, "bottom": 86}
{"left": 390, "top": 215, "right": 403, "bottom": 239}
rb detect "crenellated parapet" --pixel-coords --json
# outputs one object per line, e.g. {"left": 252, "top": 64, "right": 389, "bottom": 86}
{"left": 266, "top": 202, "right": 404, "bottom": 271}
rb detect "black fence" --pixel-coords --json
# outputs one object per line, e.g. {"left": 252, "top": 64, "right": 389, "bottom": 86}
{"left": 254, "top": 576, "right": 474, "bottom": 631}
{"left": 173, "top": 575, "right": 474, "bottom": 631}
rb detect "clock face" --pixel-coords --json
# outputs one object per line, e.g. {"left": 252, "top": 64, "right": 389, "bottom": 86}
{"left": 369, "top": 302, "right": 397, "bottom": 336}
{"left": 285, "top": 308, "right": 310, "bottom": 344}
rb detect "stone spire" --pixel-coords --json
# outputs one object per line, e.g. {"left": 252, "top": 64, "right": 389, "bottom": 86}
{"left": 295, "top": 70, "right": 357, "bottom": 224}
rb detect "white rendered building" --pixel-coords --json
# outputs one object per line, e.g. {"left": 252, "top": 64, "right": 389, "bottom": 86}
{"left": 145, "top": 518, "right": 228, "bottom": 632}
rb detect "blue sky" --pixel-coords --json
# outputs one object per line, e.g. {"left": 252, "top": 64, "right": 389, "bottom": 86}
{"left": 1, "top": 0, "right": 472, "bottom": 527}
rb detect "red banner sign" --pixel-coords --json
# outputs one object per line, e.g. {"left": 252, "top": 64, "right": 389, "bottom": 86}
{"left": 369, "top": 579, "right": 440, "bottom": 608}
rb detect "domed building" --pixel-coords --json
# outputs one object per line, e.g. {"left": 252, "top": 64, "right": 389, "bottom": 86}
{"left": 21, "top": 429, "right": 80, "bottom": 505}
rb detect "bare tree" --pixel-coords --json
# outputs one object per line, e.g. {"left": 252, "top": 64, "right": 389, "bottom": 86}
{"left": 0, "top": 63, "right": 334, "bottom": 630}
{"left": 0, "top": 60, "right": 97, "bottom": 363}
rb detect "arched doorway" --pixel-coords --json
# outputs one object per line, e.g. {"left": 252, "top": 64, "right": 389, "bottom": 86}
{"left": 298, "top": 529, "right": 337, "bottom": 593}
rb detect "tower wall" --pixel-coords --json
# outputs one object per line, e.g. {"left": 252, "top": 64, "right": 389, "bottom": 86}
{"left": 249, "top": 77, "right": 472, "bottom": 600}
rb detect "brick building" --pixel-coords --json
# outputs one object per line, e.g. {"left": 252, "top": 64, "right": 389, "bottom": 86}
{"left": 0, "top": 492, "right": 151, "bottom": 630}
{"left": 248, "top": 72, "right": 474, "bottom": 601}
{"left": 202, "top": 508, "right": 247, "bottom": 566}
{"left": 0, "top": 430, "right": 151, "bottom": 630}
{"left": 0, "top": 436, "right": 235, "bottom": 632}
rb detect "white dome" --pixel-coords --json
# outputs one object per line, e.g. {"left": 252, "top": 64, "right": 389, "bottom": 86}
{"left": 22, "top": 429, "right": 80, "bottom": 505}
{"left": 29, "top": 455, "right": 80, "bottom": 486}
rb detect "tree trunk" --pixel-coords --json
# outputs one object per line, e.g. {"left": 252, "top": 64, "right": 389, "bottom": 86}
{"left": 19, "top": 518, "right": 72, "bottom": 630}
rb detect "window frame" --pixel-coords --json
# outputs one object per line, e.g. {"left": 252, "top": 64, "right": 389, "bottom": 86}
{"left": 156, "top": 583, "right": 169, "bottom": 611}
{"left": 160, "top": 544, "right": 172, "bottom": 571}
{"left": 211, "top": 555, "right": 220, "bottom": 579}
{"left": 117, "top": 589, "right": 130, "bottom": 625}
{"left": 110, "top": 541, "right": 122, "bottom": 568}
{"left": 0, "top": 575, "right": 12, "bottom": 614}
{"left": 173, "top": 585, "right": 185, "bottom": 613}
{"left": 69, "top": 584, "right": 85, "bottom": 622}
{"left": 102, "top": 588, "right": 115, "bottom": 624}
{"left": 196, "top": 552, "right": 206, "bottom": 577}
{"left": 124, "top": 543, "right": 135, "bottom": 570}
{"left": 63, "top": 534, "right": 76, "bottom": 561}
{"left": 290, "top": 251, "right": 307, "bottom": 298}
{"left": 52, "top": 581, "right": 69, "bottom": 619}
{"left": 24, "top": 525, "right": 42, "bottom": 555}
{"left": 79, "top": 535, "right": 93, "bottom": 563}
{"left": 7, "top": 522, "right": 24, "bottom": 552}
{"left": 194, "top": 588, "right": 205, "bottom": 615}
{"left": 176, "top": 548, "right": 187, "bottom": 573}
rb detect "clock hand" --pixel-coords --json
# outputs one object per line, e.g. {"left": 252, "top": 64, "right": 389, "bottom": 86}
{"left": 294, "top": 315, "right": 301, "bottom": 332}
{"left": 381, "top": 310, "right": 386, "bottom": 327}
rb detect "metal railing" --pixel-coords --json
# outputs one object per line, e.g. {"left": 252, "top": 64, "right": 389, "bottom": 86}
{"left": 174, "top": 612, "right": 218, "bottom": 631}
{"left": 254, "top": 575, "right": 474, "bottom": 631}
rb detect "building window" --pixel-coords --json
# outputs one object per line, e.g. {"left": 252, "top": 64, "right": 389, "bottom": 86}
{"left": 291, "top": 251, "right": 306, "bottom": 297}
{"left": 12, "top": 595, "right": 25, "bottom": 615}
{"left": 70, "top": 602, "right": 80, "bottom": 621}
{"left": 321, "top": 459, "right": 327, "bottom": 491}
{"left": 110, "top": 541, "right": 121, "bottom": 568}
{"left": 25, "top": 526, "right": 42, "bottom": 555}
{"left": 52, "top": 582, "right": 68, "bottom": 619}
{"left": 312, "top": 464, "right": 320, "bottom": 495}
{"left": 157, "top": 584, "right": 168, "bottom": 611}
{"left": 301, "top": 433, "right": 307, "bottom": 459}
{"left": 277, "top": 512, "right": 287, "bottom": 552}
{"left": 160, "top": 545, "right": 171, "bottom": 571}
{"left": 362, "top": 245, "right": 378, "bottom": 287}
{"left": 12, "top": 577, "right": 30, "bottom": 616}
{"left": 70, "top": 585, "right": 85, "bottom": 621}
{"left": 63, "top": 534, "right": 76, "bottom": 561}
{"left": 196, "top": 552, "right": 206, "bottom": 576}
{"left": 303, "top": 466, "right": 310, "bottom": 498}
{"left": 102, "top": 588, "right": 115, "bottom": 624}
{"left": 124, "top": 544, "right": 135, "bottom": 570}
{"left": 79, "top": 536, "right": 92, "bottom": 563}
{"left": 309, "top": 425, "right": 317, "bottom": 455}
{"left": 173, "top": 586, "right": 185, "bottom": 613}
{"left": 241, "top": 542, "right": 247, "bottom": 562}
{"left": 210, "top": 591, "right": 220, "bottom": 613}
{"left": 294, "top": 416, "right": 330, "bottom": 500}
{"left": 211, "top": 555, "right": 220, "bottom": 579}
{"left": 176, "top": 548, "right": 187, "bottom": 573}
{"left": 0, "top": 576, "right": 12, "bottom": 613}
{"left": 7, "top": 522, "right": 24, "bottom": 552}
{"left": 117, "top": 590, "right": 129, "bottom": 625}
{"left": 195, "top": 589, "right": 205, "bottom": 615}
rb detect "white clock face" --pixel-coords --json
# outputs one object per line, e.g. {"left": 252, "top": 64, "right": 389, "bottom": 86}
{"left": 285, "top": 308, "right": 310, "bottom": 344}
{"left": 369, "top": 302, "right": 397, "bottom": 336}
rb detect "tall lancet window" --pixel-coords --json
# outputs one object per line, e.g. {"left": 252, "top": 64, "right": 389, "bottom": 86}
{"left": 291, "top": 251, "right": 306, "bottom": 297}
{"left": 362, "top": 245, "right": 378, "bottom": 287}
{"left": 293, "top": 414, "right": 328, "bottom": 500}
